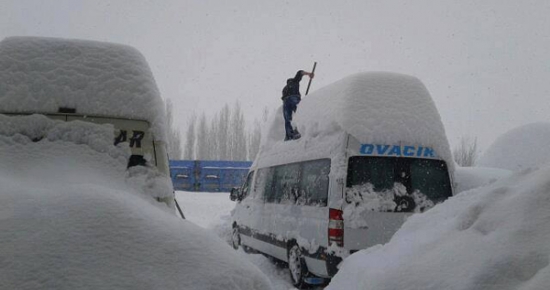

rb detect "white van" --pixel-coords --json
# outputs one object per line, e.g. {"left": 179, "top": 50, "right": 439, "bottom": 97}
{"left": 230, "top": 72, "right": 455, "bottom": 288}
{"left": 0, "top": 36, "right": 173, "bottom": 207}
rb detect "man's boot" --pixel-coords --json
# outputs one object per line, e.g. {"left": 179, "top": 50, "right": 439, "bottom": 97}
{"left": 292, "top": 128, "right": 301, "bottom": 140}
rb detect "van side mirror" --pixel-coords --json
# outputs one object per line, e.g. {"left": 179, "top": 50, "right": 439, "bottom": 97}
{"left": 230, "top": 187, "right": 241, "bottom": 201}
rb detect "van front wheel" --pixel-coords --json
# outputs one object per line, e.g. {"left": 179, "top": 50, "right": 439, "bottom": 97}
{"left": 287, "top": 243, "right": 310, "bottom": 289}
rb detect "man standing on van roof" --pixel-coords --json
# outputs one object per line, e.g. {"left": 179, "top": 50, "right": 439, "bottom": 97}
{"left": 282, "top": 70, "right": 314, "bottom": 141}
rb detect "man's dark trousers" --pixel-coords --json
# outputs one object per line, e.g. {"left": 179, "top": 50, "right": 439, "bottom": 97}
{"left": 283, "top": 94, "right": 301, "bottom": 140}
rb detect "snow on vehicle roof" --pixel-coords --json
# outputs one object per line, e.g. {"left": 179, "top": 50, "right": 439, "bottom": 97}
{"left": 327, "top": 166, "right": 550, "bottom": 290}
{"left": 258, "top": 72, "right": 453, "bottom": 171}
{"left": 0, "top": 36, "right": 167, "bottom": 141}
{"left": 477, "top": 122, "right": 550, "bottom": 171}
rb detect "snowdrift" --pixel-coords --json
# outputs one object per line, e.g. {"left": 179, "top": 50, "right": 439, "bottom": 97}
{"left": 0, "top": 115, "right": 271, "bottom": 290}
{"left": 478, "top": 122, "right": 550, "bottom": 172}
{"left": 454, "top": 166, "right": 512, "bottom": 193}
{"left": 0, "top": 36, "right": 167, "bottom": 141}
{"left": 327, "top": 166, "right": 550, "bottom": 290}
{"left": 259, "top": 72, "right": 453, "bottom": 172}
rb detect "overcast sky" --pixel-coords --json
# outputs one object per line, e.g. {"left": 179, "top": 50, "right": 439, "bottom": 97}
{"left": 1, "top": 0, "right": 549, "bottom": 152}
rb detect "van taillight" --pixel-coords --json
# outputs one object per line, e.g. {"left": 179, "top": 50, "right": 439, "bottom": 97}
{"left": 328, "top": 208, "right": 344, "bottom": 247}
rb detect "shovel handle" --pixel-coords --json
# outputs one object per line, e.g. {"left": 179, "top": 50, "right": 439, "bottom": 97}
{"left": 305, "top": 61, "right": 317, "bottom": 96}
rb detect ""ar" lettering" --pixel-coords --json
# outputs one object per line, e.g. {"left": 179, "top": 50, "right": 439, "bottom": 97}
{"left": 129, "top": 131, "right": 145, "bottom": 148}
{"left": 114, "top": 130, "right": 127, "bottom": 146}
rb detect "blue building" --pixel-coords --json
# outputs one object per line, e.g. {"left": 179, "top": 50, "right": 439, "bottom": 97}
{"left": 170, "top": 160, "right": 252, "bottom": 192}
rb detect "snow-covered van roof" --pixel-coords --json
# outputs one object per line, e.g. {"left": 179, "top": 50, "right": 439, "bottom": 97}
{"left": 257, "top": 72, "right": 453, "bottom": 172}
{"left": 0, "top": 36, "right": 167, "bottom": 141}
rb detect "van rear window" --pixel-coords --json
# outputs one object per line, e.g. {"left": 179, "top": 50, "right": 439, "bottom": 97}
{"left": 347, "top": 156, "right": 452, "bottom": 204}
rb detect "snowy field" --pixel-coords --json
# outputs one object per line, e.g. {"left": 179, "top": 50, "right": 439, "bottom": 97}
{"left": 176, "top": 191, "right": 323, "bottom": 290}
{"left": 2, "top": 36, "right": 548, "bottom": 290}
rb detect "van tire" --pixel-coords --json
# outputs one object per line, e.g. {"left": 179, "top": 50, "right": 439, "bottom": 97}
{"left": 231, "top": 225, "right": 240, "bottom": 250}
{"left": 287, "top": 242, "right": 310, "bottom": 289}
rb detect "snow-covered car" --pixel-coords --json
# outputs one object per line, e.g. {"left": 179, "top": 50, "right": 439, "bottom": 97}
{"left": 230, "top": 72, "right": 455, "bottom": 288}
{"left": 0, "top": 36, "right": 272, "bottom": 290}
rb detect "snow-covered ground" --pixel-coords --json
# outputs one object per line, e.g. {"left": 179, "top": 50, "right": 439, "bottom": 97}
{"left": 176, "top": 191, "right": 322, "bottom": 290}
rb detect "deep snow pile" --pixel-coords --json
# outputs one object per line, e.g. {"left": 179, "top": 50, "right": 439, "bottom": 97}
{"left": 477, "top": 122, "right": 550, "bottom": 172}
{"left": 259, "top": 72, "right": 453, "bottom": 172}
{"left": 175, "top": 191, "right": 298, "bottom": 290}
{"left": 0, "top": 115, "right": 271, "bottom": 290}
{"left": 327, "top": 167, "right": 550, "bottom": 290}
{"left": 0, "top": 36, "right": 167, "bottom": 141}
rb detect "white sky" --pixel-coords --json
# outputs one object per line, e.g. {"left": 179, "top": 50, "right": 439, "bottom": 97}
{"left": 1, "top": 0, "right": 549, "bottom": 151}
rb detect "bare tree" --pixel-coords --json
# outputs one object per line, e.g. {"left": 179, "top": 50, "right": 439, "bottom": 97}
{"left": 195, "top": 113, "right": 210, "bottom": 159}
{"left": 247, "top": 106, "right": 270, "bottom": 161}
{"left": 165, "top": 99, "right": 183, "bottom": 159}
{"left": 183, "top": 114, "right": 197, "bottom": 160}
{"left": 217, "top": 104, "right": 230, "bottom": 160}
{"left": 247, "top": 119, "right": 262, "bottom": 160}
{"left": 182, "top": 103, "right": 266, "bottom": 161}
{"left": 208, "top": 113, "right": 219, "bottom": 160}
{"left": 453, "top": 136, "right": 478, "bottom": 167}
{"left": 261, "top": 106, "right": 270, "bottom": 123}
{"left": 230, "top": 101, "right": 247, "bottom": 160}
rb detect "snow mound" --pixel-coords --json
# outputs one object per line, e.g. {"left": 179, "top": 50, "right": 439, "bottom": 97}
{"left": 0, "top": 116, "right": 271, "bottom": 290}
{"left": 478, "top": 122, "right": 550, "bottom": 172}
{"left": 0, "top": 36, "right": 167, "bottom": 141}
{"left": 327, "top": 166, "right": 550, "bottom": 290}
{"left": 260, "top": 72, "right": 453, "bottom": 171}
{"left": 454, "top": 166, "right": 512, "bottom": 193}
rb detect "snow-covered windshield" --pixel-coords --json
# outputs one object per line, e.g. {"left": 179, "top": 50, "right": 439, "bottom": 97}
{"left": 3, "top": 113, "right": 156, "bottom": 169}
{"left": 0, "top": 114, "right": 173, "bottom": 201}
{"left": 346, "top": 156, "right": 452, "bottom": 211}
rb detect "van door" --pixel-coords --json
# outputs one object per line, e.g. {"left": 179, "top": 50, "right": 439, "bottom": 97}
{"left": 262, "top": 163, "right": 301, "bottom": 261}
{"left": 234, "top": 170, "right": 265, "bottom": 252}
{"left": 295, "top": 159, "right": 331, "bottom": 277}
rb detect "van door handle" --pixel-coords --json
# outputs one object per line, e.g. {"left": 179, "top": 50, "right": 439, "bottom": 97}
{"left": 245, "top": 205, "right": 250, "bottom": 209}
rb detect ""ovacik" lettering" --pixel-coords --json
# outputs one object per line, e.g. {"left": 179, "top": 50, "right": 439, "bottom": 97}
{"left": 359, "top": 144, "right": 436, "bottom": 158}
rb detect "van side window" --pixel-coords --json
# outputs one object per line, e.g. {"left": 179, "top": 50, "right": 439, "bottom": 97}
{"left": 254, "top": 168, "right": 274, "bottom": 200}
{"left": 272, "top": 163, "right": 301, "bottom": 204}
{"left": 298, "top": 159, "right": 330, "bottom": 206}
{"left": 241, "top": 171, "right": 255, "bottom": 199}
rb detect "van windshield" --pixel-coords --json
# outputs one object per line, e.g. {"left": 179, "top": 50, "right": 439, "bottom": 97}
{"left": 346, "top": 156, "right": 452, "bottom": 211}
{"left": 3, "top": 113, "right": 157, "bottom": 170}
